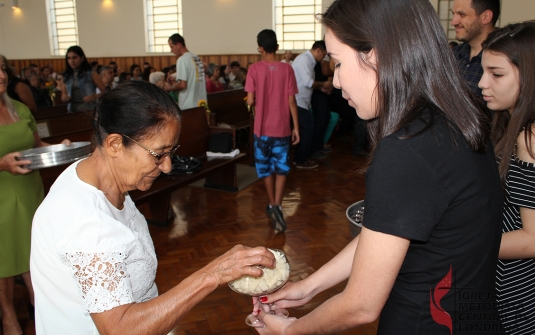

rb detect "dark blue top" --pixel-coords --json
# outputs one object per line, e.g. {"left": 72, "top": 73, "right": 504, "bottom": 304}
{"left": 453, "top": 43, "right": 483, "bottom": 98}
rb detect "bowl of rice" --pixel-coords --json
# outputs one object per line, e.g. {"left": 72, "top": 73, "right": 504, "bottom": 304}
{"left": 228, "top": 248, "right": 290, "bottom": 296}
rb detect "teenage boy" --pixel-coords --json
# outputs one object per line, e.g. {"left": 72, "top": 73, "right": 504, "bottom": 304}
{"left": 245, "top": 29, "right": 299, "bottom": 232}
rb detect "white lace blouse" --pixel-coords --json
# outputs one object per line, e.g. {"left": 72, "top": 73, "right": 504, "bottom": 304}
{"left": 30, "top": 159, "right": 158, "bottom": 335}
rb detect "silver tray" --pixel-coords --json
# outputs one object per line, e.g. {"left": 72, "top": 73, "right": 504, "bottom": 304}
{"left": 346, "top": 200, "right": 364, "bottom": 237}
{"left": 17, "top": 141, "right": 91, "bottom": 170}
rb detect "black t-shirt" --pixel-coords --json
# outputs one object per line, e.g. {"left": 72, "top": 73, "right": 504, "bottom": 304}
{"left": 364, "top": 112, "right": 504, "bottom": 334}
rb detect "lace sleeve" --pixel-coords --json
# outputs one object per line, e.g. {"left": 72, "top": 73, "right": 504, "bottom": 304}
{"left": 62, "top": 249, "right": 134, "bottom": 314}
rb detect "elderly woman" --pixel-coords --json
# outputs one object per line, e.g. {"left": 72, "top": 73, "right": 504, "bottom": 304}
{"left": 148, "top": 71, "right": 165, "bottom": 88}
{"left": 30, "top": 80, "right": 275, "bottom": 335}
{"left": 205, "top": 63, "right": 224, "bottom": 93}
{"left": 253, "top": 0, "right": 504, "bottom": 334}
{"left": 0, "top": 55, "right": 68, "bottom": 335}
{"left": 60, "top": 45, "right": 106, "bottom": 113}
{"left": 281, "top": 50, "right": 293, "bottom": 64}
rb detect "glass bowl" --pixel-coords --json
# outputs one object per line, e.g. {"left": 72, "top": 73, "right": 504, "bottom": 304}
{"left": 228, "top": 248, "right": 290, "bottom": 296}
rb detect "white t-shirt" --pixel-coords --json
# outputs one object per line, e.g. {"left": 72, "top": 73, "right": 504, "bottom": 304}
{"left": 30, "top": 159, "right": 158, "bottom": 335}
{"left": 176, "top": 51, "right": 207, "bottom": 110}
{"left": 292, "top": 50, "right": 316, "bottom": 110}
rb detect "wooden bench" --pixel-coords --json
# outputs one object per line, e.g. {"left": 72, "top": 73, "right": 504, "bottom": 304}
{"left": 35, "top": 110, "right": 94, "bottom": 193}
{"left": 207, "top": 89, "right": 254, "bottom": 164}
{"left": 35, "top": 106, "right": 244, "bottom": 226}
{"left": 129, "top": 106, "right": 246, "bottom": 226}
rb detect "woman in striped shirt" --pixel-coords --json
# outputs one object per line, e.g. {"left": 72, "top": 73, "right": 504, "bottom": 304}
{"left": 479, "top": 20, "right": 535, "bottom": 335}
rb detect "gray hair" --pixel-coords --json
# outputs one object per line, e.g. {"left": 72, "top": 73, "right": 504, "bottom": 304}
{"left": 99, "top": 65, "right": 112, "bottom": 74}
{"left": 205, "top": 63, "right": 219, "bottom": 77}
{"left": 149, "top": 71, "right": 165, "bottom": 84}
{"left": 1, "top": 92, "right": 20, "bottom": 122}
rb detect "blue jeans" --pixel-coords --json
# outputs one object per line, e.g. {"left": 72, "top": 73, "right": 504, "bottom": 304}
{"left": 294, "top": 107, "right": 314, "bottom": 164}
{"left": 311, "top": 91, "right": 331, "bottom": 153}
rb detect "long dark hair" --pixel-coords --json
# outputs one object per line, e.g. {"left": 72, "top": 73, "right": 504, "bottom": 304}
{"left": 483, "top": 21, "right": 535, "bottom": 183}
{"left": 92, "top": 80, "right": 181, "bottom": 147}
{"left": 63, "top": 45, "right": 92, "bottom": 80}
{"left": 320, "top": 0, "right": 490, "bottom": 167}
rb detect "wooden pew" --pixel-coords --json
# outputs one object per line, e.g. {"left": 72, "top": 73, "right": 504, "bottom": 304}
{"left": 35, "top": 106, "right": 244, "bottom": 227}
{"left": 34, "top": 109, "right": 92, "bottom": 142}
{"left": 35, "top": 110, "right": 94, "bottom": 193}
{"left": 207, "top": 89, "right": 254, "bottom": 164}
{"left": 129, "top": 106, "right": 246, "bottom": 226}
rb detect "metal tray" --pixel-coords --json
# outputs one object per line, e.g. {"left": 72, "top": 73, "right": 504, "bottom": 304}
{"left": 17, "top": 141, "right": 91, "bottom": 170}
{"left": 346, "top": 200, "right": 364, "bottom": 237}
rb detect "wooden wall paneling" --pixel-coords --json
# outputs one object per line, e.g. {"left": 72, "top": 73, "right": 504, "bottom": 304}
{"left": 6, "top": 53, "right": 294, "bottom": 77}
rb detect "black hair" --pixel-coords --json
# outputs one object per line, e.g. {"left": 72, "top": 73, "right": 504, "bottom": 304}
{"left": 90, "top": 61, "right": 99, "bottom": 68}
{"left": 311, "top": 40, "right": 327, "bottom": 51}
{"left": 142, "top": 67, "right": 152, "bottom": 81}
{"left": 471, "top": 0, "right": 501, "bottom": 25}
{"left": 321, "top": 0, "right": 490, "bottom": 168}
{"left": 161, "top": 67, "right": 171, "bottom": 79}
{"left": 63, "top": 45, "right": 92, "bottom": 79}
{"left": 257, "top": 29, "right": 278, "bottom": 54}
{"left": 230, "top": 61, "right": 240, "bottom": 68}
{"left": 130, "top": 64, "right": 140, "bottom": 77}
{"left": 92, "top": 80, "right": 181, "bottom": 147}
{"left": 109, "top": 61, "right": 117, "bottom": 66}
{"left": 169, "top": 33, "right": 186, "bottom": 47}
{"left": 118, "top": 72, "right": 131, "bottom": 83}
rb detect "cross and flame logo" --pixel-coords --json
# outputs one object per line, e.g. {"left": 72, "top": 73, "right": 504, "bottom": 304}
{"left": 430, "top": 265, "right": 453, "bottom": 335}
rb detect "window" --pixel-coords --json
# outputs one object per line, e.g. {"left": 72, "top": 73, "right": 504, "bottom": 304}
{"left": 274, "top": 0, "right": 323, "bottom": 51}
{"left": 45, "top": 0, "right": 79, "bottom": 56}
{"left": 437, "top": 0, "right": 456, "bottom": 40}
{"left": 144, "top": 0, "right": 183, "bottom": 53}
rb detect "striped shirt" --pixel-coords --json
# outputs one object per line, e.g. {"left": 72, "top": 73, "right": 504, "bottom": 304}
{"left": 496, "top": 155, "right": 535, "bottom": 335}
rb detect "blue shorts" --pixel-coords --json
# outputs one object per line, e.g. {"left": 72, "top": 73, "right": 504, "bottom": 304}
{"left": 254, "top": 135, "right": 291, "bottom": 178}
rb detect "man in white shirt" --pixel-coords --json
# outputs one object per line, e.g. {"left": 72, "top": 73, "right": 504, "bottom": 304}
{"left": 292, "top": 41, "right": 332, "bottom": 169}
{"left": 166, "top": 33, "right": 207, "bottom": 110}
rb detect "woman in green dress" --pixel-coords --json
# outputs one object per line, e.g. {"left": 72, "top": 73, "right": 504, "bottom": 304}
{"left": 0, "top": 56, "right": 69, "bottom": 335}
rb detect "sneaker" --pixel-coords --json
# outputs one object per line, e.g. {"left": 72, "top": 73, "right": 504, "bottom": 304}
{"left": 321, "top": 145, "right": 333, "bottom": 153}
{"left": 311, "top": 151, "right": 328, "bottom": 159}
{"left": 266, "top": 205, "right": 287, "bottom": 232}
{"left": 295, "top": 159, "right": 318, "bottom": 169}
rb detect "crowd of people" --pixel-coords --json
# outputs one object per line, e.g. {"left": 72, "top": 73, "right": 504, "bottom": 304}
{"left": 2, "top": 0, "right": 535, "bottom": 333}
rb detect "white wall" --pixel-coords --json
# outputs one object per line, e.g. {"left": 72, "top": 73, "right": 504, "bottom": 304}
{"left": 76, "top": 0, "right": 146, "bottom": 57}
{"left": 501, "top": 0, "right": 535, "bottom": 25}
{"left": 0, "top": 0, "right": 51, "bottom": 59}
{"left": 182, "top": 0, "right": 272, "bottom": 55}
{"left": 0, "top": 0, "right": 534, "bottom": 60}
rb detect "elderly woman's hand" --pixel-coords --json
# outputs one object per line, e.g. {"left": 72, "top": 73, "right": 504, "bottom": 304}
{"left": 206, "top": 245, "right": 276, "bottom": 286}
{"left": 0, "top": 152, "right": 33, "bottom": 175}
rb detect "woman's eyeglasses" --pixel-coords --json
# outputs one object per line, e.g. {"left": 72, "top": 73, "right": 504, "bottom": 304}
{"left": 121, "top": 134, "right": 179, "bottom": 165}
